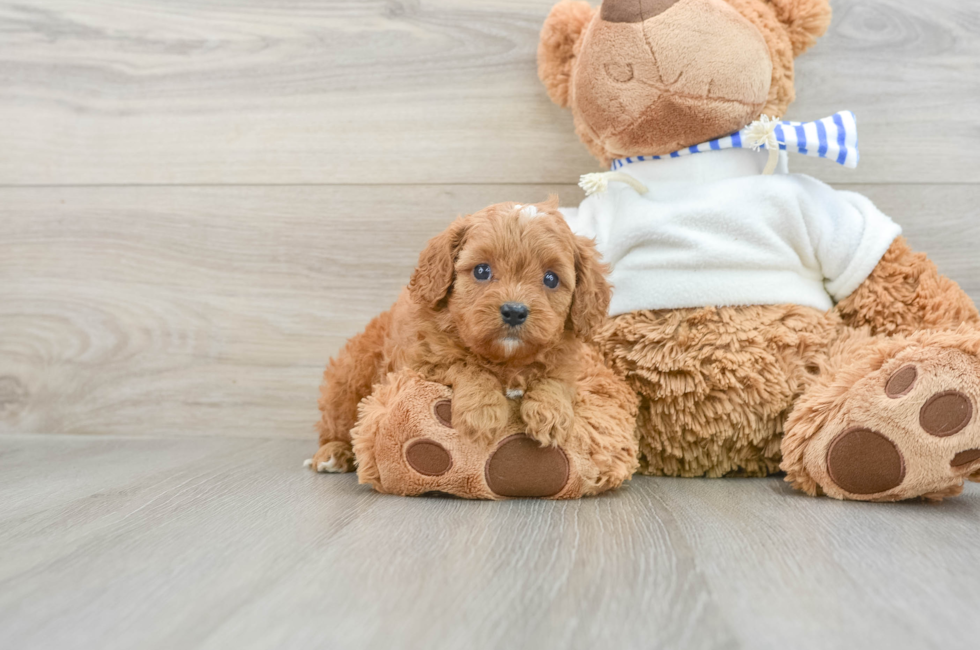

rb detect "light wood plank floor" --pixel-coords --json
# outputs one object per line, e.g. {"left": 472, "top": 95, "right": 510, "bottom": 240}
{"left": 1, "top": 434, "right": 978, "bottom": 650}
{"left": 2, "top": 1, "right": 979, "bottom": 647}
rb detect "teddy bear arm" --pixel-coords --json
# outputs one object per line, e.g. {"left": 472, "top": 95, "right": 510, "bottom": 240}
{"left": 835, "top": 236, "right": 980, "bottom": 337}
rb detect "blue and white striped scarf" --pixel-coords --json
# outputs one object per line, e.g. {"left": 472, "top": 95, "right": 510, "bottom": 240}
{"left": 609, "top": 111, "right": 859, "bottom": 171}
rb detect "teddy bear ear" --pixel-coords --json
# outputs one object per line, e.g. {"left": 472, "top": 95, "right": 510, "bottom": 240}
{"left": 767, "top": 0, "right": 833, "bottom": 57}
{"left": 538, "top": 1, "right": 596, "bottom": 108}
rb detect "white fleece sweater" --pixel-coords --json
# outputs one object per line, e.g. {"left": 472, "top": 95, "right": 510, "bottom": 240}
{"left": 560, "top": 149, "right": 902, "bottom": 316}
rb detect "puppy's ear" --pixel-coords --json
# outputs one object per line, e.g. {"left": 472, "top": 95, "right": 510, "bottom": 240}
{"left": 408, "top": 218, "right": 468, "bottom": 309}
{"left": 569, "top": 234, "right": 611, "bottom": 338}
{"left": 538, "top": 1, "right": 596, "bottom": 108}
{"left": 766, "top": 0, "right": 832, "bottom": 57}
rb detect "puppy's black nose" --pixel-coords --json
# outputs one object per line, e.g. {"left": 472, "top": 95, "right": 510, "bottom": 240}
{"left": 500, "top": 302, "right": 529, "bottom": 327}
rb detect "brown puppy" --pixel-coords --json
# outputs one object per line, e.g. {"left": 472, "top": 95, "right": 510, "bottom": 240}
{"left": 310, "top": 199, "right": 611, "bottom": 473}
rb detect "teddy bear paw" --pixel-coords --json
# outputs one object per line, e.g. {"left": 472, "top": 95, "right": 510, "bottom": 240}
{"left": 785, "top": 347, "right": 980, "bottom": 501}
{"left": 354, "top": 375, "right": 578, "bottom": 499}
{"left": 398, "top": 398, "right": 571, "bottom": 499}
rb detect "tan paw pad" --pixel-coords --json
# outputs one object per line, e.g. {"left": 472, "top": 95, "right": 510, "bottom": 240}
{"left": 919, "top": 390, "right": 973, "bottom": 437}
{"left": 826, "top": 428, "right": 906, "bottom": 495}
{"left": 951, "top": 448, "right": 980, "bottom": 469}
{"left": 485, "top": 434, "right": 569, "bottom": 498}
{"left": 405, "top": 439, "right": 453, "bottom": 477}
{"left": 885, "top": 364, "right": 917, "bottom": 398}
{"left": 433, "top": 399, "right": 453, "bottom": 428}
{"left": 796, "top": 349, "right": 980, "bottom": 500}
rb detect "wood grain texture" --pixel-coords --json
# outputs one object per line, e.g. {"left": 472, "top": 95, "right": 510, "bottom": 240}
{"left": 2, "top": 183, "right": 978, "bottom": 439}
{"left": 0, "top": 0, "right": 977, "bottom": 185}
{"left": 0, "top": 434, "right": 976, "bottom": 650}
{"left": 1, "top": 2, "right": 978, "bottom": 646}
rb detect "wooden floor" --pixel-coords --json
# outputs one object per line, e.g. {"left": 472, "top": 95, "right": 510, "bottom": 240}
{"left": 1, "top": 434, "right": 978, "bottom": 650}
{"left": 2, "top": 1, "right": 979, "bottom": 648}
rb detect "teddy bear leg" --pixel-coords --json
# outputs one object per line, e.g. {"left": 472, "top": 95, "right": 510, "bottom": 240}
{"left": 348, "top": 369, "right": 635, "bottom": 499}
{"left": 782, "top": 327, "right": 980, "bottom": 501}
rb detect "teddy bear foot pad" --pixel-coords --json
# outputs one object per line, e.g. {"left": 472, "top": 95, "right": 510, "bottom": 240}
{"left": 482, "top": 434, "right": 570, "bottom": 497}
{"left": 346, "top": 373, "right": 630, "bottom": 500}
{"left": 405, "top": 426, "right": 570, "bottom": 498}
{"left": 786, "top": 345, "right": 980, "bottom": 501}
{"left": 372, "top": 389, "right": 577, "bottom": 499}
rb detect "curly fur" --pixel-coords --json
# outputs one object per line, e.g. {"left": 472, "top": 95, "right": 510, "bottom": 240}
{"left": 595, "top": 303, "right": 839, "bottom": 477}
{"left": 765, "top": 0, "right": 832, "bottom": 56}
{"left": 574, "top": 345, "right": 641, "bottom": 492}
{"left": 836, "top": 237, "right": 980, "bottom": 337}
{"left": 314, "top": 199, "right": 612, "bottom": 469}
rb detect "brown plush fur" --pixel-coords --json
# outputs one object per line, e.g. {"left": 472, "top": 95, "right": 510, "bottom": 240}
{"left": 595, "top": 303, "right": 839, "bottom": 477}
{"left": 538, "top": 0, "right": 595, "bottom": 109}
{"left": 538, "top": 0, "right": 831, "bottom": 166}
{"left": 836, "top": 237, "right": 980, "bottom": 337}
{"left": 767, "top": 0, "right": 834, "bottom": 56}
{"left": 314, "top": 199, "right": 614, "bottom": 474}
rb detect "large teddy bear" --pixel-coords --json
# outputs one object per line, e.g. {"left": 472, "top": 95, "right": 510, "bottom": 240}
{"left": 538, "top": 0, "right": 980, "bottom": 500}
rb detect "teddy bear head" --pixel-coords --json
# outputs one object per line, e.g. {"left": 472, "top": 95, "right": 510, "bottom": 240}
{"left": 538, "top": 0, "right": 832, "bottom": 167}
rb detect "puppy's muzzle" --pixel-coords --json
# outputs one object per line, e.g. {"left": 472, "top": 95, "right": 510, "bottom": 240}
{"left": 500, "top": 302, "right": 529, "bottom": 327}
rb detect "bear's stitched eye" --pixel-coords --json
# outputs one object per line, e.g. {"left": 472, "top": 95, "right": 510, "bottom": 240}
{"left": 543, "top": 271, "right": 559, "bottom": 289}
{"left": 473, "top": 264, "right": 492, "bottom": 281}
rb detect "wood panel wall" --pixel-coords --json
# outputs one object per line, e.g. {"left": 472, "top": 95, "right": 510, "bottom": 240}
{"left": 2, "top": 0, "right": 978, "bottom": 439}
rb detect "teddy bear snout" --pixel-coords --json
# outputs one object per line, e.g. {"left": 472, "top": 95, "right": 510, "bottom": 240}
{"left": 600, "top": 0, "right": 681, "bottom": 24}
{"left": 570, "top": 0, "right": 774, "bottom": 158}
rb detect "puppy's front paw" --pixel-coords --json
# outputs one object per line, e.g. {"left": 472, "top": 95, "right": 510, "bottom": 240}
{"left": 306, "top": 441, "right": 355, "bottom": 473}
{"left": 452, "top": 391, "right": 511, "bottom": 444}
{"left": 521, "top": 392, "right": 575, "bottom": 447}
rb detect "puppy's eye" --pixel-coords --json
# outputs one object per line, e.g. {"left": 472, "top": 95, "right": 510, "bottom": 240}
{"left": 473, "top": 264, "right": 492, "bottom": 281}
{"left": 543, "top": 271, "right": 559, "bottom": 289}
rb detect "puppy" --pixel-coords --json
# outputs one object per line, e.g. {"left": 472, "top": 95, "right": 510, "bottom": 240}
{"left": 310, "top": 199, "right": 611, "bottom": 473}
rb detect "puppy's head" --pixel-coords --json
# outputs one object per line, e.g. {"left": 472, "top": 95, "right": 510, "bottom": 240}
{"left": 408, "top": 199, "right": 610, "bottom": 364}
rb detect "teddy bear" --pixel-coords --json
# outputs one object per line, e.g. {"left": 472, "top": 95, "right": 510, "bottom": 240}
{"left": 309, "top": 201, "right": 639, "bottom": 499}
{"left": 537, "top": 0, "right": 980, "bottom": 501}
